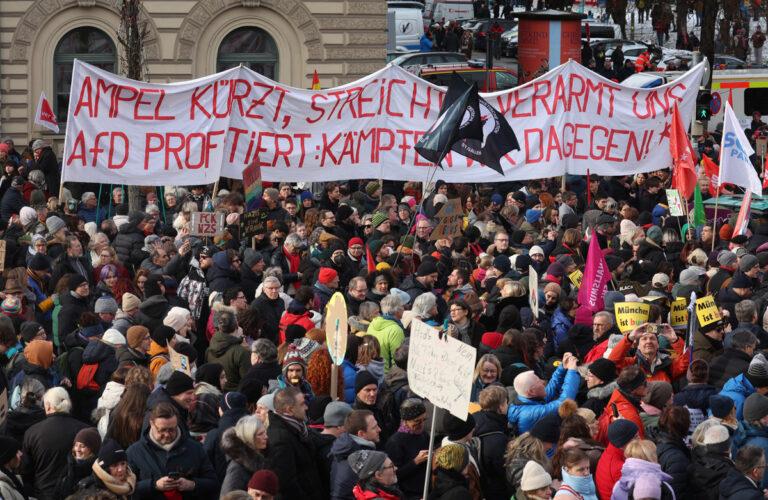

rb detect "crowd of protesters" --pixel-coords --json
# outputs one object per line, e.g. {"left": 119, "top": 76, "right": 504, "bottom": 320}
{"left": 3, "top": 134, "right": 768, "bottom": 500}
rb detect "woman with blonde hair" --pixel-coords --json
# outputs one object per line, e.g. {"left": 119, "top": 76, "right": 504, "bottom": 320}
{"left": 357, "top": 335, "right": 384, "bottom": 385}
{"left": 611, "top": 439, "right": 675, "bottom": 500}
{"left": 220, "top": 415, "right": 269, "bottom": 495}
{"left": 505, "top": 432, "right": 550, "bottom": 494}
{"left": 470, "top": 354, "right": 502, "bottom": 402}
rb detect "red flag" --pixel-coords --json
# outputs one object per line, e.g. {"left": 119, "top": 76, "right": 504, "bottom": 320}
{"left": 734, "top": 191, "right": 752, "bottom": 236}
{"left": 34, "top": 91, "right": 59, "bottom": 133}
{"left": 701, "top": 155, "right": 722, "bottom": 197}
{"left": 576, "top": 235, "right": 611, "bottom": 319}
{"left": 311, "top": 70, "right": 321, "bottom": 91}
{"left": 669, "top": 103, "right": 698, "bottom": 200}
{"left": 366, "top": 244, "right": 376, "bottom": 273}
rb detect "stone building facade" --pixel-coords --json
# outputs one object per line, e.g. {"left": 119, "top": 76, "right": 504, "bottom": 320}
{"left": 0, "top": 0, "right": 387, "bottom": 146}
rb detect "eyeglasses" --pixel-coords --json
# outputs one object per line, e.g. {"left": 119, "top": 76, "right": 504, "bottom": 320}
{"left": 364, "top": 225, "right": 372, "bottom": 229}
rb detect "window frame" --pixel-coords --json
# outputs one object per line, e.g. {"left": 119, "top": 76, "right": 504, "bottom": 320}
{"left": 216, "top": 27, "right": 279, "bottom": 78}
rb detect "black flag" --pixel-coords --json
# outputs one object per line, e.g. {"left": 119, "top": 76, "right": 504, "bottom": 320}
{"left": 451, "top": 94, "right": 520, "bottom": 175}
{"left": 415, "top": 73, "right": 482, "bottom": 166}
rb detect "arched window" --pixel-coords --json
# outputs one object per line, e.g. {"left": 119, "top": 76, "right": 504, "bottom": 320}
{"left": 54, "top": 27, "right": 116, "bottom": 124}
{"left": 217, "top": 27, "right": 278, "bottom": 78}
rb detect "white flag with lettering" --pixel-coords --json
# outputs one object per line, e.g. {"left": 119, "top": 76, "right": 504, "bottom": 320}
{"left": 719, "top": 102, "right": 762, "bottom": 196}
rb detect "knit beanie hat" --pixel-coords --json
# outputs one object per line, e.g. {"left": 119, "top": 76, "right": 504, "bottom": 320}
{"left": 434, "top": 444, "right": 469, "bottom": 472}
{"left": 744, "top": 392, "right": 768, "bottom": 422}
{"left": 163, "top": 306, "right": 191, "bottom": 332}
{"left": 165, "top": 371, "right": 194, "bottom": 396}
{"left": 318, "top": 267, "right": 338, "bottom": 285}
{"left": 400, "top": 398, "right": 427, "bottom": 421}
{"left": 719, "top": 224, "right": 733, "bottom": 241}
{"left": 28, "top": 253, "right": 50, "bottom": 271}
{"left": 122, "top": 293, "right": 141, "bottom": 312}
{"left": 94, "top": 296, "right": 118, "bottom": 314}
{"left": 588, "top": 358, "right": 617, "bottom": 383}
{"left": 607, "top": 419, "right": 639, "bottom": 448}
{"left": 19, "top": 321, "right": 44, "bottom": 344}
{"left": 703, "top": 424, "right": 730, "bottom": 446}
{"left": 740, "top": 254, "right": 759, "bottom": 273}
{"left": 646, "top": 225, "right": 663, "bottom": 244}
{"left": 355, "top": 370, "right": 379, "bottom": 394}
{"left": 718, "top": 250, "right": 738, "bottom": 268}
{"left": 416, "top": 260, "right": 438, "bottom": 277}
{"left": 530, "top": 412, "right": 561, "bottom": 443}
{"left": 493, "top": 255, "right": 511, "bottom": 275}
{"left": 324, "top": 401, "right": 353, "bottom": 427}
{"left": 221, "top": 391, "right": 247, "bottom": 412}
{"left": 0, "top": 436, "right": 21, "bottom": 464}
{"left": 74, "top": 427, "right": 102, "bottom": 454}
{"left": 520, "top": 460, "right": 552, "bottom": 491}
{"left": 442, "top": 413, "right": 476, "bottom": 441}
{"left": 103, "top": 328, "right": 126, "bottom": 346}
{"left": 68, "top": 274, "right": 88, "bottom": 292}
{"left": 643, "top": 381, "right": 673, "bottom": 410}
{"left": 150, "top": 325, "right": 176, "bottom": 347}
{"left": 282, "top": 347, "right": 307, "bottom": 382}
{"left": 632, "top": 473, "right": 661, "bottom": 500}
{"left": 97, "top": 439, "right": 128, "bottom": 469}
{"left": 747, "top": 353, "right": 768, "bottom": 388}
{"left": 285, "top": 324, "right": 307, "bottom": 343}
{"left": 0, "top": 296, "right": 21, "bottom": 315}
{"left": 294, "top": 337, "right": 321, "bottom": 362}
{"left": 371, "top": 212, "right": 388, "bottom": 229}
{"left": 348, "top": 449, "right": 387, "bottom": 480}
{"left": 336, "top": 204, "right": 354, "bottom": 222}
{"left": 81, "top": 323, "right": 105, "bottom": 339}
{"left": 709, "top": 395, "right": 735, "bottom": 419}
{"left": 46, "top": 215, "right": 66, "bottom": 235}
{"left": 126, "top": 326, "right": 149, "bottom": 349}
{"left": 365, "top": 181, "right": 381, "bottom": 197}
{"left": 248, "top": 470, "right": 279, "bottom": 495}
{"left": 23, "top": 340, "right": 53, "bottom": 369}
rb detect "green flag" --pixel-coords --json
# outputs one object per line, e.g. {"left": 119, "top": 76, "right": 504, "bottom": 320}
{"left": 693, "top": 183, "right": 706, "bottom": 226}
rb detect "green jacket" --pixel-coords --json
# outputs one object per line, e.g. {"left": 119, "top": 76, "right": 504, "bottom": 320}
{"left": 366, "top": 316, "right": 405, "bottom": 373}
{"left": 205, "top": 332, "right": 250, "bottom": 391}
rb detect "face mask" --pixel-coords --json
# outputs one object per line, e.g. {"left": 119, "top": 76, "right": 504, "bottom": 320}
{"left": 332, "top": 255, "right": 344, "bottom": 265}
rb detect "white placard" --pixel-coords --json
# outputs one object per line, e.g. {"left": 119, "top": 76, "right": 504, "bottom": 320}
{"left": 407, "top": 318, "right": 476, "bottom": 420}
{"left": 529, "top": 265, "right": 539, "bottom": 319}
{"left": 665, "top": 189, "right": 685, "bottom": 217}
{"left": 190, "top": 211, "right": 225, "bottom": 237}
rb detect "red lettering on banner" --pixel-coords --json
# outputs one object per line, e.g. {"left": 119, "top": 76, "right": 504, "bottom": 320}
{"left": 253, "top": 132, "right": 274, "bottom": 167}
{"left": 374, "top": 128, "right": 395, "bottom": 163}
{"left": 590, "top": 126, "right": 609, "bottom": 159}
{"left": 357, "top": 81, "right": 377, "bottom": 118}
{"left": 551, "top": 75, "right": 569, "bottom": 113}
{"left": 357, "top": 129, "right": 376, "bottom": 162}
{"left": 74, "top": 77, "right": 94, "bottom": 117}
{"left": 231, "top": 79, "right": 252, "bottom": 116}
{"left": 228, "top": 127, "right": 248, "bottom": 163}
{"left": 134, "top": 89, "right": 173, "bottom": 121}
{"left": 386, "top": 80, "right": 406, "bottom": 117}
{"left": 545, "top": 126, "right": 563, "bottom": 161}
{"left": 307, "top": 94, "right": 327, "bottom": 124}
{"left": 605, "top": 129, "right": 628, "bottom": 162}
{"left": 111, "top": 85, "right": 139, "bottom": 118}
{"left": 273, "top": 134, "right": 294, "bottom": 167}
{"left": 413, "top": 131, "right": 431, "bottom": 166}
{"left": 245, "top": 82, "right": 275, "bottom": 120}
{"left": 410, "top": 83, "right": 432, "bottom": 119}
{"left": 326, "top": 90, "right": 346, "bottom": 119}
{"left": 295, "top": 133, "right": 310, "bottom": 167}
{"left": 165, "top": 132, "right": 186, "bottom": 168}
{"left": 321, "top": 132, "right": 342, "bottom": 166}
{"left": 532, "top": 81, "right": 553, "bottom": 116}
{"left": 190, "top": 84, "right": 211, "bottom": 119}
{"left": 68, "top": 131, "right": 87, "bottom": 165}
{"left": 89, "top": 132, "right": 109, "bottom": 166}
{"left": 338, "top": 133, "right": 356, "bottom": 163}
{"left": 525, "top": 129, "right": 543, "bottom": 163}
{"left": 337, "top": 88, "right": 362, "bottom": 120}
{"left": 186, "top": 133, "right": 206, "bottom": 169}
{"left": 145, "top": 133, "right": 164, "bottom": 169}
{"left": 396, "top": 130, "right": 413, "bottom": 163}
{"left": 108, "top": 132, "right": 129, "bottom": 169}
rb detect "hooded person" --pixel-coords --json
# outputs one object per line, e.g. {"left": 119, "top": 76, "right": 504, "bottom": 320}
{"left": 206, "top": 306, "right": 250, "bottom": 391}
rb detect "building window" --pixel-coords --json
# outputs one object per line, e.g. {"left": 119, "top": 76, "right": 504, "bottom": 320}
{"left": 54, "top": 27, "right": 116, "bottom": 124}
{"left": 217, "top": 27, "right": 278, "bottom": 78}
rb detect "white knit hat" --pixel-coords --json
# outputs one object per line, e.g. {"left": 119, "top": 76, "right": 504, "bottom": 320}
{"left": 520, "top": 460, "right": 552, "bottom": 491}
{"left": 163, "top": 306, "right": 191, "bottom": 332}
{"left": 102, "top": 328, "right": 126, "bottom": 346}
{"left": 703, "top": 424, "right": 730, "bottom": 445}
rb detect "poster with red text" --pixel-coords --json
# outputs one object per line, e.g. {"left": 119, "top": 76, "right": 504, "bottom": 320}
{"left": 62, "top": 59, "right": 705, "bottom": 185}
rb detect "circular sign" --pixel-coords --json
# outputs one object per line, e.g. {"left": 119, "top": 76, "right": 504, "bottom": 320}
{"left": 710, "top": 91, "right": 722, "bottom": 115}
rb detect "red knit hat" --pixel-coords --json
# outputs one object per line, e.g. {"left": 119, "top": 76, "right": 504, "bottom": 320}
{"left": 318, "top": 267, "right": 338, "bottom": 284}
{"left": 248, "top": 470, "right": 279, "bottom": 495}
{"left": 348, "top": 237, "right": 364, "bottom": 248}
{"left": 719, "top": 224, "right": 733, "bottom": 241}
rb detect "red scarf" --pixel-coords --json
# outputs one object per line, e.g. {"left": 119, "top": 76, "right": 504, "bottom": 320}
{"left": 284, "top": 247, "right": 301, "bottom": 287}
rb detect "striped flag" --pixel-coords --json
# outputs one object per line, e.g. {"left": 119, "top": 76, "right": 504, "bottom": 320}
{"left": 733, "top": 191, "right": 752, "bottom": 236}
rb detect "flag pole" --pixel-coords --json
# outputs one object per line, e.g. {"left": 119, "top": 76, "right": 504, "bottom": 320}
{"left": 711, "top": 192, "right": 720, "bottom": 253}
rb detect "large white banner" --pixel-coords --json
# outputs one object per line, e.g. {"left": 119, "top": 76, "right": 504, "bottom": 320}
{"left": 407, "top": 318, "right": 476, "bottom": 420}
{"left": 63, "top": 60, "right": 705, "bottom": 185}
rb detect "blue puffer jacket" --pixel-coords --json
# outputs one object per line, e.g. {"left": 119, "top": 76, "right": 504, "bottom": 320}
{"left": 341, "top": 359, "right": 358, "bottom": 404}
{"left": 720, "top": 373, "right": 755, "bottom": 420}
{"left": 506, "top": 365, "right": 580, "bottom": 433}
{"left": 732, "top": 422, "right": 768, "bottom": 488}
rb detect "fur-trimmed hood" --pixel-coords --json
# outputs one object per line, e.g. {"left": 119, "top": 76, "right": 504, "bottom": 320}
{"left": 587, "top": 380, "right": 618, "bottom": 400}
{"left": 220, "top": 426, "right": 266, "bottom": 472}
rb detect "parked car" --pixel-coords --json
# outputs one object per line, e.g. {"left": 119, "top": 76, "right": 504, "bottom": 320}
{"left": 414, "top": 62, "right": 519, "bottom": 91}
{"left": 390, "top": 51, "right": 468, "bottom": 71}
{"left": 714, "top": 54, "right": 748, "bottom": 70}
{"left": 460, "top": 18, "right": 516, "bottom": 51}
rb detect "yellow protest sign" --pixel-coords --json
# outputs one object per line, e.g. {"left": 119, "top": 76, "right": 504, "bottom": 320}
{"left": 670, "top": 298, "right": 688, "bottom": 328}
{"left": 615, "top": 302, "right": 651, "bottom": 333}
{"left": 695, "top": 295, "right": 722, "bottom": 330}
{"left": 568, "top": 270, "right": 583, "bottom": 288}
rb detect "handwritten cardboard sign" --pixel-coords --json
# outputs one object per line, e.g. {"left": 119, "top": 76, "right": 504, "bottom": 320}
{"left": 670, "top": 297, "right": 688, "bottom": 328}
{"left": 614, "top": 301, "right": 651, "bottom": 333}
{"left": 695, "top": 295, "right": 722, "bottom": 330}
{"left": 241, "top": 209, "right": 269, "bottom": 237}
{"left": 407, "top": 318, "right": 476, "bottom": 420}
{"left": 430, "top": 198, "right": 464, "bottom": 241}
{"left": 665, "top": 189, "right": 685, "bottom": 217}
{"left": 190, "top": 211, "right": 225, "bottom": 237}
{"left": 243, "top": 160, "right": 262, "bottom": 210}
{"left": 168, "top": 344, "right": 192, "bottom": 376}
{"left": 325, "top": 292, "right": 348, "bottom": 366}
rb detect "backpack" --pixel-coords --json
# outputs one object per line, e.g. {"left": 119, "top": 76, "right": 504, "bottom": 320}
{"left": 76, "top": 362, "right": 101, "bottom": 392}
{"left": 470, "top": 430, "right": 506, "bottom": 476}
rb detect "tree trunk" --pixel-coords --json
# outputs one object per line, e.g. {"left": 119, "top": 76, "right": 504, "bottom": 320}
{"left": 700, "top": 0, "right": 718, "bottom": 88}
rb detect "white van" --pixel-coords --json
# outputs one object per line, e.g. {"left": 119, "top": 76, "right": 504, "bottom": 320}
{"left": 388, "top": 1, "right": 425, "bottom": 51}
{"left": 425, "top": 0, "right": 474, "bottom": 23}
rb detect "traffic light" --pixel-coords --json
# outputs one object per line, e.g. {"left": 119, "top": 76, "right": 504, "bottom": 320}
{"left": 696, "top": 91, "right": 712, "bottom": 121}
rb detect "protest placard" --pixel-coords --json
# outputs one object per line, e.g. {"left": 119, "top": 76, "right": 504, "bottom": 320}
{"left": 695, "top": 295, "right": 722, "bottom": 330}
{"left": 325, "top": 292, "right": 348, "bottom": 366}
{"left": 241, "top": 209, "right": 269, "bottom": 238}
{"left": 242, "top": 160, "right": 262, "bottom": 209}
{"left": 529, "top": 265, "right": 539, "bottom": 319}
{"left": 568, "top": 269, "right": 583, "bottom": 288}
{"left": 407, "top": 319, "right": 476, "bottom": 420}
{"left": 190, "top": 211, "right": 225, "bottom": 237}
{"left": 62, "top": 60, "right": 705, "bottom": 185}
{"left": 168, "top": 345, "right": 192, "bottom": 376}
{"left": 614, "top": 302, "right": 651, "bottom": 333}
{"left": 430, "top": 198, "right": 464, "bottom": 241}
{"left": 0, "top": 240, "right": 8, "bottom": 274}
{"left": 670, "top": 298, "right": 688, "bottom": 328}
{"left": 665, "top": 189, "right": 685, "bottom": 217}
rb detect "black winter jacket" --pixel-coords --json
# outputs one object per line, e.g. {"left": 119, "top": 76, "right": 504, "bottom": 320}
{"left": 220, "top": 427, "right": 267, "bottom": 495}
{"left": 656, "top": 432, "right": 691, "bottom": 500}
{"left": 709, "top": 348, "right": 753, "bottom": 388}
{"left": 719, "top": 468, "right": 763, "bottom": 500}
{"left": 689, "top": 447, "right": 736, "bottom": 500}
{"left": 266, "top": 412, "right": 325, "bottom": 500}
{"left": 113, "top": 219, "right": 146, "bottom": 272}
{"left": 385, "top": 430, "right": 429, "bottom": 499}
{"left": 250, "top": 294, "right": 285, "bottom": 345}
{"left": 126, "top": 425, "right": 217, "bottom": 500}
{"left": 204, "top": 406, "right": 250, "bottom": 482}
{"left": 473, "top": 410, "right": 511, "bottom": 500}
{"left": 57, "top": 292, "right": 89, "bottom": 346}
{"left": 135, "top": 295, "right": 170, "bottom": 333}
{"left": 21, "top": 413, "right": 89, "bottom": 500}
